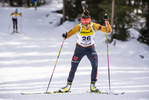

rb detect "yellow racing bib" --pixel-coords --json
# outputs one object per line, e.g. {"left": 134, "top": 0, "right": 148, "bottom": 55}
{"left": 77, "top": 23, "right": 95, "bottom": 47}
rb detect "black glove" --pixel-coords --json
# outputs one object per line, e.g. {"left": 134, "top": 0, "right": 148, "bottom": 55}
{"left": 62, "top": 32, "right": 67, "bottom": 39}
{"left": 103, "top": 14, "right": 109, "bottom": 20}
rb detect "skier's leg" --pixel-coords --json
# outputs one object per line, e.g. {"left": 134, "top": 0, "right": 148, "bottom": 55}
{"left": 34, "top": 1, "right": 37, "bottom": 10}
{"left": 67, "top": 44, "right": 85, "bottom": 82}
{"left": 12, "top": 18, "right": 15, "bottom": 32}
{"left": 86, "top": 45, "right": 99, "bottom": 92}
{"left": 15, "top": 19, "right": 18, "bottom": 32}
{"left": 86, "top": 45, "right": 98, "bottom": 82}
{"left": 59, "top": 44, "right": 85, "bottom": 92}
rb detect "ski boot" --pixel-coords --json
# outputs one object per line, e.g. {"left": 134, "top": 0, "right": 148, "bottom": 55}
{"left": 57, "top": 81, "right": 72, "bottom": 93}
{"left": 16, "top": 30, "right": 18, "bottom": 33}
{"left": 90, "top": 81, "right": 99, "bottom": 93}
{"left": 11, "top": 29, "right": 15, "bottom": 34}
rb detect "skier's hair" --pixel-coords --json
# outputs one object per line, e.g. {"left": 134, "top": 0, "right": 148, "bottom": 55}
{"left": 81, "top": 9, "right": 91, "bottom": 25}
{"left": 82, "top": 9, "right": 91, "bottom": 18}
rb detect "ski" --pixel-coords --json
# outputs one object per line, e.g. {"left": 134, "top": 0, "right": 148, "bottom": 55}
{"left": 110, "top": 92, "right": 125, "bottom": 95}
{"left": 21, "top": 91, "right": 124, "bottom": 95}
{"left": 21, "top": 92, "right": 53, "bottom": 95}
{"left": 53, "top": 90, "right": 89, "bottom": 94}
{"left": 87, "top": 91, "right": 124, "bottom": 95}
{"left": 53, "top": 90, "right": 72, "bottom": 93}
{"left": 100, "top": 91, "right": 125, "bottom": 95}
{"left": 11, "top": 31, "right": 21, "bottom": 34}
{"left": 87, "top": 91, "right": 109, "bottom": 94}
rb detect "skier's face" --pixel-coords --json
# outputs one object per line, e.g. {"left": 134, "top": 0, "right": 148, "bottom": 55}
{"left": 81, "top": 18, "right": 91, "bottom": 25}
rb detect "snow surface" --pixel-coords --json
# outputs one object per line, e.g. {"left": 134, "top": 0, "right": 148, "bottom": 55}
{"left": 0, "top": 0, "right": 149, "bottom": 100}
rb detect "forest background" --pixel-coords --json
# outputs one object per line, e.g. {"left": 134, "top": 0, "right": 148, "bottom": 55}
{"left": 1, "top": 0, "right": 149, "bottom": 45}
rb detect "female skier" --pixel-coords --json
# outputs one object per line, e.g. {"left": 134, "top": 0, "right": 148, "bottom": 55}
{"left": 59, "top": 10, "right": 112, "bottom": 93}
{"left": 10, "top": 9, "right": 22, "bottom": 33}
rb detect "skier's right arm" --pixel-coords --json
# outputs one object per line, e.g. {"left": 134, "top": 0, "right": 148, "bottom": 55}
{"left": 62, "top": 24, "right": 80, "bottom": 39}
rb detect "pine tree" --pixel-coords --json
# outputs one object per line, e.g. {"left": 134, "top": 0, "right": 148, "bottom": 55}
{"left": 98, "top": 0, "right": 139, "bottom": 41}
{"left": 138, "top": 0, "right": 149, "bottom": 45}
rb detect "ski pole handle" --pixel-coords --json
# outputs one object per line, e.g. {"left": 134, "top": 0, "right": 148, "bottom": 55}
{"left": 104, "top": 14, "right": 109, "bottom": 21}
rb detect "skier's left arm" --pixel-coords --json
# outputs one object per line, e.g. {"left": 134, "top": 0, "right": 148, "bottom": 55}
{"left": 93, "top": 14, "right": 112, "bottom": 33}
{"left": 19, "top": 13, "right": 22, "bottom": 17}
{"left": 101, "top": 14, "right": 112, "bottom": 33}
{"left": 93, "top": 22, "right": 112, "bottom": 33}
{"left": 101, "top": 21, "right": 112, "bottom": 33}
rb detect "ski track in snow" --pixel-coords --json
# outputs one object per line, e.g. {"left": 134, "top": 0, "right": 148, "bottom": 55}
{"left": 0, "top": 0, "right": 149, "bottom": 100}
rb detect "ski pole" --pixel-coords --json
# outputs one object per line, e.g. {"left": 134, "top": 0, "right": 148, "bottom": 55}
{"left": 46, "top": 39, "right": 65, "bottom": 92}
{"left": 8, "top": 18, "right": 12, "bottom": 33}
{"left": 105, "top": 14, "right": 111, "bottom": 90}
{"left": 20, "top": 15, "right": 22, "bottom": 33}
